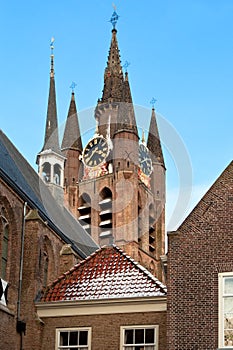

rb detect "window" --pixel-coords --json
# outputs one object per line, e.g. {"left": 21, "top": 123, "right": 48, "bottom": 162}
{"left": 56, "top": 328, "right": 91, "bottom": 350}
{"left": 42, "top": 162, "right": 51, "bottom": 183}
{"left": 219, "top": 272, "right": 233, "bottom": 348}
{"left": 121, "top": 325, "right": 158, "bottom": 350}
{"left": 1, "top": 214, "right": 9, "bottom": 280}
{"left": 54, "top": 164, "right": 61, "bottom": 185}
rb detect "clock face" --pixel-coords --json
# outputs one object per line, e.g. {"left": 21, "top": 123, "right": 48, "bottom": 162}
{"left": 82, "top": 136, "right": 109, "bottom": 168}
{"left": 139, "top": 143, "right": 153, "bottom": 176}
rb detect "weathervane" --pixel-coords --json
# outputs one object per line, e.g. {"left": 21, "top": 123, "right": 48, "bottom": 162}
{"left": 110, "top": 4, "right": 119, "bottom": 29}
{"left": 123, "top": 60, "right": 130, "bottom": 72}
{"left": 50, "top": 37, "right": 55, "bottom": 55}
{"left": 150, "top": 97, "right": 157, "bottom": 109}
{"left": 70, "top": 81, "right": 77, "bottom": 93}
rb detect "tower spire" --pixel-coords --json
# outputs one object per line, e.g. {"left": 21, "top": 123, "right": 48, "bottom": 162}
{"left": 101, "top": 10, "right": 124, "bottom": 103}
{"left": 115, "top": 70, "right": 139, "bottom": 138}
{"left": 41, "top": 37, "right": 60, "bottom": 154}
{"left": 61, "top": 87, "right": 82, "bottom": 152}
{"left": 62, "top": 88, "right": 83, "bottom": 206}
{"left": 147, "top": 107, "right": 165, "bottom": 167}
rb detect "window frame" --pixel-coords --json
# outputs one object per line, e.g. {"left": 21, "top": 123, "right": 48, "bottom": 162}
{"left": 120, "top": 325, "right": 159, "bottom": 350}
{"left": 218, "top": 272, "right": 233, "bottom": 348}
{"left": 1, "top": 214, "right": 9, "bottom": 280}
{"left": 56, "top": 327, "right": 92, "bottom": 350}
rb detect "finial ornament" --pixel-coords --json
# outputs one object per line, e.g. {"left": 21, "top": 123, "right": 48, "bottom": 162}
{"left": 123, "top": 60, "right": 130, "bottom": 72}
{"left": 50, "top": 37, "right": 55, "bottom": 77}
{"left": 141, "top": 129, "right": 145, "bottom": 144}
{"left": 50, "top": 37, "right": 55, "bottom": 55}
{"left": 150, "top": 97, "right": 157, "bottom": 109}
{"left": 70, "top": 81, "right": 77, "bottom": 93}
{"left": 110, "top": 7, "right": 119, "bottom": 29}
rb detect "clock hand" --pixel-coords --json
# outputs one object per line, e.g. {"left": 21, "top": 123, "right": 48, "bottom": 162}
{"left": 140, "top": 158, "right": 150, "bottom": 164}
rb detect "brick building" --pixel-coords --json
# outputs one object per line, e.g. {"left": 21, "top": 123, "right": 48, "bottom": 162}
{"left": 36, "top": 10, "right": 166, "bottom": 282}
{"left": 167, "top": 162, "right": 233, "bottom": 350}
{"left": 0, "top": 9, "right": 167, "bottom": 350}
{"left": 36, "top": 245, "right": 167, "bottom": 350}
{"left": 0, "top": 130, "right": 98, "bottom": 349}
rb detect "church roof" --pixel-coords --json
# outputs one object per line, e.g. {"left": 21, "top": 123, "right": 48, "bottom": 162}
{"left": 177, "top": 160, "right": 233, "bottom": 233}
{"left": 0, "top": 130, "right": 98, "bottom": 258}
{"left": 41, "top": 245, "right": 167, "bottom": 302}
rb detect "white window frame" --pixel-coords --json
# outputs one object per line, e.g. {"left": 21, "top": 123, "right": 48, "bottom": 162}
{"left": 218, "top": 272, "right": 233, "bottom": 349}
{"left": 120, "top": 325, "right": 159, "bottom": 350}
{"left": 56, "top": 327, "right": 91, "bottom": 350}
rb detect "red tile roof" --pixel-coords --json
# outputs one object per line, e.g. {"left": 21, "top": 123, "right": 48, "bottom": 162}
{"left": 41, "top": 245, "right": 167, "bottom": 302}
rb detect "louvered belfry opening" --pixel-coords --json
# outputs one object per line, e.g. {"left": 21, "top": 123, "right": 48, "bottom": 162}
{"left": 78, "top": 193, "right": 91, "bottom": 235}
{"left": 149, "top": 204, "right": 156, "bottom": 253}
{"left": 99, "top": 187, "right": 113, "bottom": 244}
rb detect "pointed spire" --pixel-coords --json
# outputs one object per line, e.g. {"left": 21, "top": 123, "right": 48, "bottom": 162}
{"left": 61, "top": 91, "right": 82, "bottom": 152}
{"left": 41, "top": 38, "right": 60, "bottom": 154}
{"left": 101, "top": 28, "right": 124, "bottom": 103}
{"left": 115, "top": 72, "right": 139, "bottom": 138}
{"left": 147, "top": 108, "right": 165, "bottom": 167}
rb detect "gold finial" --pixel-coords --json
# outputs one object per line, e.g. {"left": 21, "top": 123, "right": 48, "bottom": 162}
{"left": 141, "top": 129, "right": 145, "bottom": 144}
{"left": 94, "top": 118, "right": 99, "bottom": 136}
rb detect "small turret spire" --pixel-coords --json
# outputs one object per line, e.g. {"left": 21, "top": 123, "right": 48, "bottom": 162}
{"left": 147, "top": 106, "right": 165, "bottom": 167}
{"left": 40, "top": 37, "right": 60, "bottom": 154}
{"left": 115, "top": 70, "right": 139, "bottom": 138}
{"left": 61, "top": 86, "right": 82, "bottom": 152}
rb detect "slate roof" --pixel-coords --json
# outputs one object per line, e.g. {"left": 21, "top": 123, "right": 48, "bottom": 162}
{"left": 0, "top": 130, "right": 98, "bottom": 258}
{"left": 41, "top": 245, "right": 167, "bottom": 302}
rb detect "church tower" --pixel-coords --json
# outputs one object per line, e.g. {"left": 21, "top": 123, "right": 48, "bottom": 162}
{"left": 37, "top": 38, "right": 65, "bottom": 203}
{"left": 75, "top": 11, "right": 166, "bottom": 279}
{"left": 38, "top": 11, "right": 166, "bottom": 280}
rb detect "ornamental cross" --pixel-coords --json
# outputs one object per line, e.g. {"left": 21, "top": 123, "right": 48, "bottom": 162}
{"left": 70, "top": 81, "right": 77, "bottom": 93}
{"left": 123, "top": 60, "right": 130, "bottom": 72}
{"left": 150, "top": 97, "right": 157, "bottom": 108}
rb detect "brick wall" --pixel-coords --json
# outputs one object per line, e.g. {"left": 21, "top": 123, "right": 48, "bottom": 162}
{"left": 0, "top": 178, "right": 82, "bottom": 350}
{"left": 40, "top": 311, "right": 167, "bottom": 350}
{"left": 167, "top": 162, "right": 233, "bottom": 350}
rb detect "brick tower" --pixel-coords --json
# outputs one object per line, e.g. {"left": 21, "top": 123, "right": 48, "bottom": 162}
{"left": 38, "top": 11, "right": 166, "bottom": 280}
{"left": 75, "top": 11, "right": 165, "bottom": 279}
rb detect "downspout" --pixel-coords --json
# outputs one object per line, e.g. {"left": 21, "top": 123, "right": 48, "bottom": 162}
{"left": 17, "top": 201, "right": 27, "bottom": 349}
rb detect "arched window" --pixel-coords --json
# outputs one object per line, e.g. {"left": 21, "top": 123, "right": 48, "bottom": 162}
{"left": 43, "top": 252, "right": 49, "bottom": 288}
{"left": 99, "top": 187, "right": 112, "bottom": 243}
{"left": 149, "top": 203, "right": 156, "bottom": 253}
{"left": 78, "top": 193, "right": 91, "bottom": 235}
{"left": 138, "top": 193, "right": 144, "bottom": 248}
{"left": 42, "top": 162, "right": 51, "bottom": 183}
{"left": 54, "top": 164, "right": 61, "bottom": 185}
{"left": 1, "top": 210, "right": 9, "bottom": 280}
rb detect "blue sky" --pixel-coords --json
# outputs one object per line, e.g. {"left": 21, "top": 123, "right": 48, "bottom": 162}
{"left": 0, "top": 1, "right": 233, "bottom": 230}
